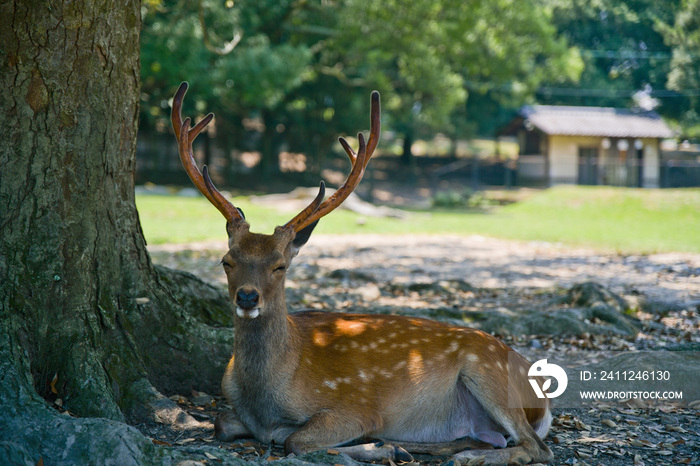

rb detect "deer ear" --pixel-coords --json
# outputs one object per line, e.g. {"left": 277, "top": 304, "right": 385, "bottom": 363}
{"left": 291, "top": 220, "right": 318, "bottom": 252}
{"left": 226, "top": 217, "right": 250, "bottom": 244}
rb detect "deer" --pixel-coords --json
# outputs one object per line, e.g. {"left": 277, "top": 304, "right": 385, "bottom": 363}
{"left": 171, "top": 82, "right": 553, "bottom": 465}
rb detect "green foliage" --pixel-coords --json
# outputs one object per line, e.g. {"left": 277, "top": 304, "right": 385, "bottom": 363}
{"left": 332, "top": 0, "right": 581, "bottom": 139}
{"left": 139, "top": 0, "right": 582, "bottom": 165}
{"left": 537, "top": 0, "right": 694, "bottom": 127}
{"left": 136, "top": 187, "right": 700, "bottom": 253}
{"left": 214, "top": 40, "right": 312, "bottom": 108}
{"left": 658, "top": 0, "right": 700, "bottom": 137}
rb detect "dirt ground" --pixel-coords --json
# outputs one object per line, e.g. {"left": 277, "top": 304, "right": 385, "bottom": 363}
{"left": 144, "top": 234, "right": 700, "bottom": 465}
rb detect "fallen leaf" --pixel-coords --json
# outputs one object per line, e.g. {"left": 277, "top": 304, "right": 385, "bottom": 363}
{"left": 578, "top": 436, "right": 613, "bottom": 444}
{"left": 628, "top": 439, "right": 644, "bottom": 447}
{"left": 151, "top": 439, "right": 172, "bottom": 447}
{"left": 169, "top": 394, "right": 188, "bottom": 404}
{"left": 467, "top": 456, "right": 487, "bottom": 465}
{"left": 326, "top": 449, "right": 340, "bottom": 455}
{"left": 49, "top": 374, "right": 59, "bottom": 395}
{"left": 665, "top": 425, "right": 687, "bottom": 433}
{"left": 204, "top": 452, "right": 218, "bottom": 460}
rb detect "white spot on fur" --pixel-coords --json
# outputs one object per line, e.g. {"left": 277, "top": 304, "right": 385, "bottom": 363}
{"left": 324, "top": 380, "right": 337, "bottom": 390}
{"left": 467, "top": 353, "right": 480, "bottom": 363}
{"left": 236, "top": 307, "right": 260, "bottom": 319}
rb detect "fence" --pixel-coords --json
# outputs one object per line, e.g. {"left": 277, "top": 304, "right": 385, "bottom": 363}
{"left": 660, "top": 160, "right": 700, "bottom": 188}
{"left": 429, "top": 155, "right": 700, "bottom": 189}
{"left": 136, "top": 132, "right": 700, "bottom": 190}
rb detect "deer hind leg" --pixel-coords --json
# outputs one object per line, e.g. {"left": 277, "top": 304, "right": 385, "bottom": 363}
{"left": 383, "top": 436, "right": 494, "bottom": 456}
{"left": 453, "top": 372, "right": 553, "bottom": 465}
{"left": 214, "top": 409, "right": 253, "bottom": 441}
{"left": 284, "top": 411, "right": 413, "bottom": 463}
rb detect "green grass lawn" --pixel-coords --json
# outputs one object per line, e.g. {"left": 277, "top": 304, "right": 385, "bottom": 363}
{"left": 136, "top": 186, "right": 700, "bottom": 254}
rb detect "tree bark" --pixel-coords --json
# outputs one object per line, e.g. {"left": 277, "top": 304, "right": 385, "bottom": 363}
{"left": 259, "top": 109, "right": 281, "bottom": 177}
{"left": 0, "top": 1, "right": 234, "bottom": 463}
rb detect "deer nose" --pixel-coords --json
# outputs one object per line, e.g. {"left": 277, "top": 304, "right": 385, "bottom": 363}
{"left": 236, "top": 288, "right": 260, "bottom": 310}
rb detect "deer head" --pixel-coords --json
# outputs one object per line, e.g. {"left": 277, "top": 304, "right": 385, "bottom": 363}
{"left": 171, "top": 82, "right": 380, "bottom": 319}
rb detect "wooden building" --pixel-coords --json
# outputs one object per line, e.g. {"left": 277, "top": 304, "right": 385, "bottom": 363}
{"left": 502, "top": 105, "right": 675, "bottom": 187}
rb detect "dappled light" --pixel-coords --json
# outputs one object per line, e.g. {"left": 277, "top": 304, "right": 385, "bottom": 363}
{"left": 334, "top": 318, "right": 369, "bottom": 337}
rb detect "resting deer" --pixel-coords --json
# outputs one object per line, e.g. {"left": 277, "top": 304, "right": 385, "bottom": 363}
{"left": 171, "top": 82, "right": 553, "bottom": 465}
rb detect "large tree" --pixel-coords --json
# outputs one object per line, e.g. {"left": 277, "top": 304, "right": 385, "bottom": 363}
{"left": 331, "top": 0, "right": 582, "bottom": 158}
{"left": 0, "top": 1, "right": 241, "bottom": 463}
{"left": 660, "top": 0, "right": 700, "bottom": 138}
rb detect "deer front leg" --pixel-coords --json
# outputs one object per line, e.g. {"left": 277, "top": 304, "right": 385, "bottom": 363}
{"left": 284, "top": 411, "right": 413, "bottom": 463}
{"left": 214, "top": 409, "right": 253, "bottom": 441}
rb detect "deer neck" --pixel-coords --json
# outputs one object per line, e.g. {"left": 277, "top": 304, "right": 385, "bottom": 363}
{"left": 232, "top": 299, "right": 298, "bottom": 376}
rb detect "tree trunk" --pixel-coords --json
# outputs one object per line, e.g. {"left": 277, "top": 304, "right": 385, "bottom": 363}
{"left": 259, "top": 109, "right": 281, "bottom": 178}
{"left": 0, "top": 1, "right": 234, "bottom": 463}
{"left": 401, "top": 129, "right": 414, "bottom": 165}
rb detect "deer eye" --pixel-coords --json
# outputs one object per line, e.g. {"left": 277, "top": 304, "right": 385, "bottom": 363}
{"left": 221, "top": 259, "right": 234, "bottom": 270}
{"left": 273, "top": 265, "right": 286, "bottom": 273}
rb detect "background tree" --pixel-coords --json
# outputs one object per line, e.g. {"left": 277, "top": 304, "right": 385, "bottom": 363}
{"left": 139, "top": 0, "right": 583, "bottom": 176}
{"left": 659, "top": 0, "right": 700, "bottom": 138}
{"left": 537, "top": 1, "right": 687, "bottom": 118}
{"left": 141, "top": 0, "right": 320, "bottom": 178}
{"left": 0, "top": 1, "right": 234, "bottom": 463}
{"left": 332, "top": 0, "right": 582, "bottom": 159}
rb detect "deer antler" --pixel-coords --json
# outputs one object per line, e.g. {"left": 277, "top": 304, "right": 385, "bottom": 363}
{"left": 285, "top": 91, "right": 380, "bottom": 232}
{"left": 171, "top": 82, "right": 244, "bottom": 224}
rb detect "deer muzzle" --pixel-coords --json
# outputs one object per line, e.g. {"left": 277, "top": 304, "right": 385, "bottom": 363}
{"left": 235, "top": 288, "right": 260, "bottom": 319}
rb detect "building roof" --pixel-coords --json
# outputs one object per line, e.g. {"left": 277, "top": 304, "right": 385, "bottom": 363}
{"left": 519, "top": 105, "right": 674, "bottom": 139}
